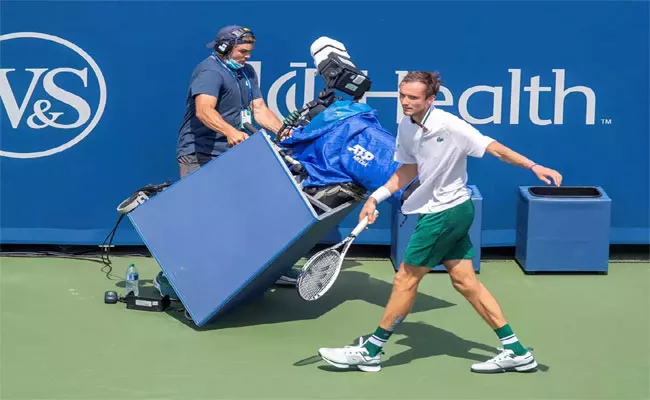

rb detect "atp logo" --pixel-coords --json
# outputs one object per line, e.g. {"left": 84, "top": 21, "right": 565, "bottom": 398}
{"left": 0, "top": 32, "right": 107, "bottom": 158}
{"left": 347, "top": 144, "right": 374, "bottom": 167}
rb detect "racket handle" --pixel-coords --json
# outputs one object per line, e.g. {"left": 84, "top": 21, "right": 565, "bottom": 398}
{"left": 351, "top": 210, "right": 379, "bottom": 237}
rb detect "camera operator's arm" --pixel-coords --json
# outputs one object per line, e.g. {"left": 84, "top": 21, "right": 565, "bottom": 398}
{"left": 252, "top": 98, "right": 283, "bottom": 134}
{"left": 195, "top": 94, "right": 248, "bottom": 146}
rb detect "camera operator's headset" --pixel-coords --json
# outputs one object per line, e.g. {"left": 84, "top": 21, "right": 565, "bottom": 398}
{"left": 213, "top": 27, "right": 298, "bottom": 142}
{"left": 214, "top": 27, "right": 255, "bottom": 56}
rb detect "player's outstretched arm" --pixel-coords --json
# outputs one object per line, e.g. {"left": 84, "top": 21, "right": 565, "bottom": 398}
{"left": 486, "top": 141, "right": 563, "bottom": 187}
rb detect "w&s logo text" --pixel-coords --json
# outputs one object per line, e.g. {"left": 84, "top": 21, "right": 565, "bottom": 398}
{"left": 0, "top": 32, "right": 106, "bottom": 158}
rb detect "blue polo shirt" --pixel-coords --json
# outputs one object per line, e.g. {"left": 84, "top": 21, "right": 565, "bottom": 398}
{"left": 176, "top": 56, "right": 262, "bottom": 157}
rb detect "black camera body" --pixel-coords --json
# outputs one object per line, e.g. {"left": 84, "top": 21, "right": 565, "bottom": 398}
{"left": 316, "top": 53, "right": 371, "bottom": 100}
{"left": 310, "top": 37, "right": 372, "bottom": 101}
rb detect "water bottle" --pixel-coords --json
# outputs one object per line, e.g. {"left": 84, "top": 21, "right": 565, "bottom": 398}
{"left": 125, "top": 263, "right": 139, "bottom": 297}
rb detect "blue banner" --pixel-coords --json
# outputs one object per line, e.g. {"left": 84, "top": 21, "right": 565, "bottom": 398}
{"left": 1, "top": 1, "right": 648, "bottom": 245}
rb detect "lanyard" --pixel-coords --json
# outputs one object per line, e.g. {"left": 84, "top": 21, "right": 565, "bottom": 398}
{"left": 212, "top": 52, "right": 253, "bottom": 109}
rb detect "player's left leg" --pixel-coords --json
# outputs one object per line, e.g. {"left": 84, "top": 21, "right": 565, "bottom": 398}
{"left": 442, "top": 240, "right": 537, "bottom": 373}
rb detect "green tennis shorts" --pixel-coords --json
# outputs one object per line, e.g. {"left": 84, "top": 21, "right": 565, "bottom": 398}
{"left": 403, "top": 199, "right": 475, "bottom": 268}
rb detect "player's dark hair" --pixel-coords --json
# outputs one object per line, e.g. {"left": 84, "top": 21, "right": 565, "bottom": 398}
{"left": 400, "top": 71, "right": 443, "bottom": 97}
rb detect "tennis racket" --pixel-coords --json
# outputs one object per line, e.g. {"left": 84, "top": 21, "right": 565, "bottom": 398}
{"left": 296, "top": 210, "right": 379, "bottom": 301}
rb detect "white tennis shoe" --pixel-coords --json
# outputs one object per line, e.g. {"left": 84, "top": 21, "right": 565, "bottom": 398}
{"left": 470, "top": 347, "right": 538, "bottom": 373}
{"left": 318, "top": 337, "right": 382, "bottom": 372}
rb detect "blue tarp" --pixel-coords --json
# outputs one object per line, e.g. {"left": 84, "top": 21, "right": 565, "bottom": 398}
{"left": 280, "top": 101, "right": 403, "bottom": 201}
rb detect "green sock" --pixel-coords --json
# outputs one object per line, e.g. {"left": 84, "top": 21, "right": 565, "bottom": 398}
{"left": 363, "top": 326, "right": 393, "bottom": 357}
{"left": 495, "top": 323, "right": 528, "bottom": 356}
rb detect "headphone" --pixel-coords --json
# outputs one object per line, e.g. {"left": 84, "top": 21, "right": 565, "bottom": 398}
{"left": 214, "top": 27, "right": 255, "bottom": 56}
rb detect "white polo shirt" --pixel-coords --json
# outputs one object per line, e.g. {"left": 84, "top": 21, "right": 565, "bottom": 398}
{"left": 395, "top": 106, "right": 495, "bottom": 214}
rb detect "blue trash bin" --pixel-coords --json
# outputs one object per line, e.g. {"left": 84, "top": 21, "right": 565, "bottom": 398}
{"left": 515, "top": 186, "right": 611, "bottom": 273}
{"left": 390, "top": 185, "right": 482, "bottom": 272}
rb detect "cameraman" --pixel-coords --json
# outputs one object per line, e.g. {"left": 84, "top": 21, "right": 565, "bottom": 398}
{"left": 175, "top": 25, "right": 285, "bottom": 178}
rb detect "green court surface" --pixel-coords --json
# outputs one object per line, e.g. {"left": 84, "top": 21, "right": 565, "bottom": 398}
{"left": 1, "top": 254, "right": 648, "bottom": 400}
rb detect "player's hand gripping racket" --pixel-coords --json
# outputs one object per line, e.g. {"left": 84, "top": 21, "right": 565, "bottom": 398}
{"left": 297, "top": 210, "right": 379, "bottom": 301}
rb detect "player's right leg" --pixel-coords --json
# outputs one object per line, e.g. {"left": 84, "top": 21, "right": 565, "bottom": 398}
{"left": 318, "top": 261, "right": 428, "bottom": 372}
{"left": 318, "top": 208, "right": 459, "bottom": 372}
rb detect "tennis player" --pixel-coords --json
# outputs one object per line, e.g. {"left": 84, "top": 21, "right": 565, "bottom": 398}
{"left": 318, "top": 71, "right": 563, "bottom": 373}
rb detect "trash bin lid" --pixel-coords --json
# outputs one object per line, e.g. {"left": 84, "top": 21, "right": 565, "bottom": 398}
{"left": 528, "top": 186, "right": 602, "bottom": 198}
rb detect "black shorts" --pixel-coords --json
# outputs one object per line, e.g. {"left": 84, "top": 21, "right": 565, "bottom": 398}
{"left": 177, "top": 153, "right": 214, "bottom": 178}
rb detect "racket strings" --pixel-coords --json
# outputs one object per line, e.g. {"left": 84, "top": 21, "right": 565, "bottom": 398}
{"left": 298, "top": 249, "right": 342, "bottom": 300}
